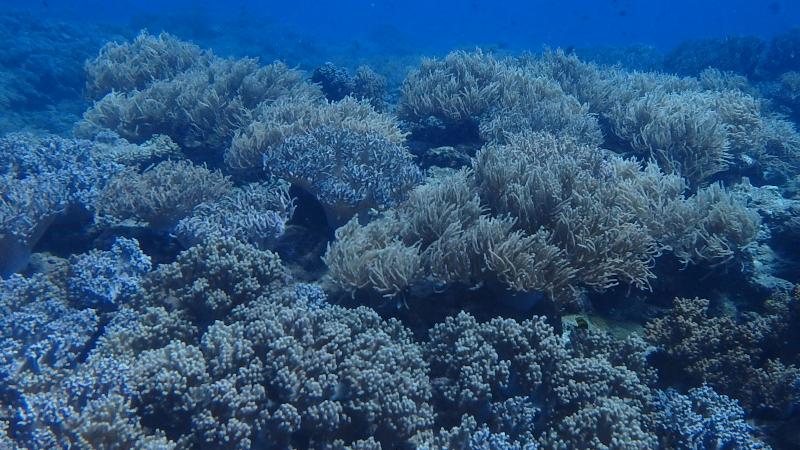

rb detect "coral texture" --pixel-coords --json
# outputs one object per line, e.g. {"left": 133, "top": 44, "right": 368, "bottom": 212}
{"left": 0, "top": 133, "right": 122, "bottom": 275}
{"left": 325, "top": 132, "right": 758, "bottom": 309}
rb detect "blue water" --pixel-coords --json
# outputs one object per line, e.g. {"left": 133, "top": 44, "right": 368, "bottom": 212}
{"left": 8, "top": 0, "right": 800, "bottom": 52}
{"left": 1, "top": 1, "right": 800, "bottom": 449}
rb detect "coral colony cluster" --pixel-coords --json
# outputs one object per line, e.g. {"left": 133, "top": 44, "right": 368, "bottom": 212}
{"left": 2, "top": 14, "right": 800, "bottom": 450}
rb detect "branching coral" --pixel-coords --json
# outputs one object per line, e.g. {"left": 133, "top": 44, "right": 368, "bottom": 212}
{"left": 311, "top": 62, "right": 387, "bottom": 110}
{"left": 2, "top": 234, "right": 772, "bottom": 448}
{"left": 134, "top": 236, "right": 289, "bottom": 327}
{"left": 417, "top": 311, "right": 674, "bottom": 449}
{"left": 84, "top": 31, "right": 206, "bottom": 99}
{"left": 67, "top": 237, "right": 151, "bottom": 310}
{"left": 227, "top": 95, "right": 420, "bottom": 223}
{"left": 325, "top": 132, "right": 758, "bottom": 310}
{"left": 398, "top": 50, "right": 602, "bottom": 148}
{"left": 0, "top": 175, "right": 65, "bottom": 277}
{"left": 95, "top": 160, "right": 233, "bottom": 230}
{"left": 0, "top": 250, "right": 167, "bottom": 448}
{"left": 89, "top": 236, "right": 434, "bottom": 449}
{"left": 0, "top": 133, "right": 123, "bottom": 276}
{"left": 78, "top": 32, "right": 322, "bottom": 155}
{"left": 645, "top": 291, "right": 800, "bottom": 419}
{"left": 264, "top": 123, "right": 421, "bottom": 225}
{"left": 175, "top": 181, "right": 295, "bottom": 249}
{"left": 653, "top": 387, "right": 766, "bottom": 449}
{"left": 415, "top": 313, "right": 763, "bottom": 449}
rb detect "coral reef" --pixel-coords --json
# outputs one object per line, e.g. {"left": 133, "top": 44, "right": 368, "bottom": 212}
{"left": 3, "top": 17, "right": 800, "bottom": 449}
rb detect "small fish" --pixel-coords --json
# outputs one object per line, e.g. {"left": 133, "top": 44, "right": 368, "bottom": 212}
{"left": 618, "top": 9, "right": 628, "bottom": 17}
{"left": 769, "top": 1, "right": 781, "bottom": 15}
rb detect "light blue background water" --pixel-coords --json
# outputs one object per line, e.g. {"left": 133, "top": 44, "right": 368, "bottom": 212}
{"left": 5, "top": 0, "right": 799, "bottom": 52}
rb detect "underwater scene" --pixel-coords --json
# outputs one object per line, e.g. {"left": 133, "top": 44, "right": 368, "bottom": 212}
{"left": 2, "top": 0, "right": 800, "bottom": 448}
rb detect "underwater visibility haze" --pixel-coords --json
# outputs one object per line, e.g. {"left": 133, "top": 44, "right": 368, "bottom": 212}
{"left": 2, "top": 0, "right": 800, "bottom": 448}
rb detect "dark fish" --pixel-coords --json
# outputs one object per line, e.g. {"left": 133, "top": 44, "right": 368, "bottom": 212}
{"left": 618, "top": 9, "right": 628, "bottom": 17}
{"left": 769, "top": 1, "right": 781, "bottom": 14}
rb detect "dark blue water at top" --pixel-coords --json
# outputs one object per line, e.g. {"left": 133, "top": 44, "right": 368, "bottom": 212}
{"left": 5, "top": 0, "right": 800, "bottom": 54}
